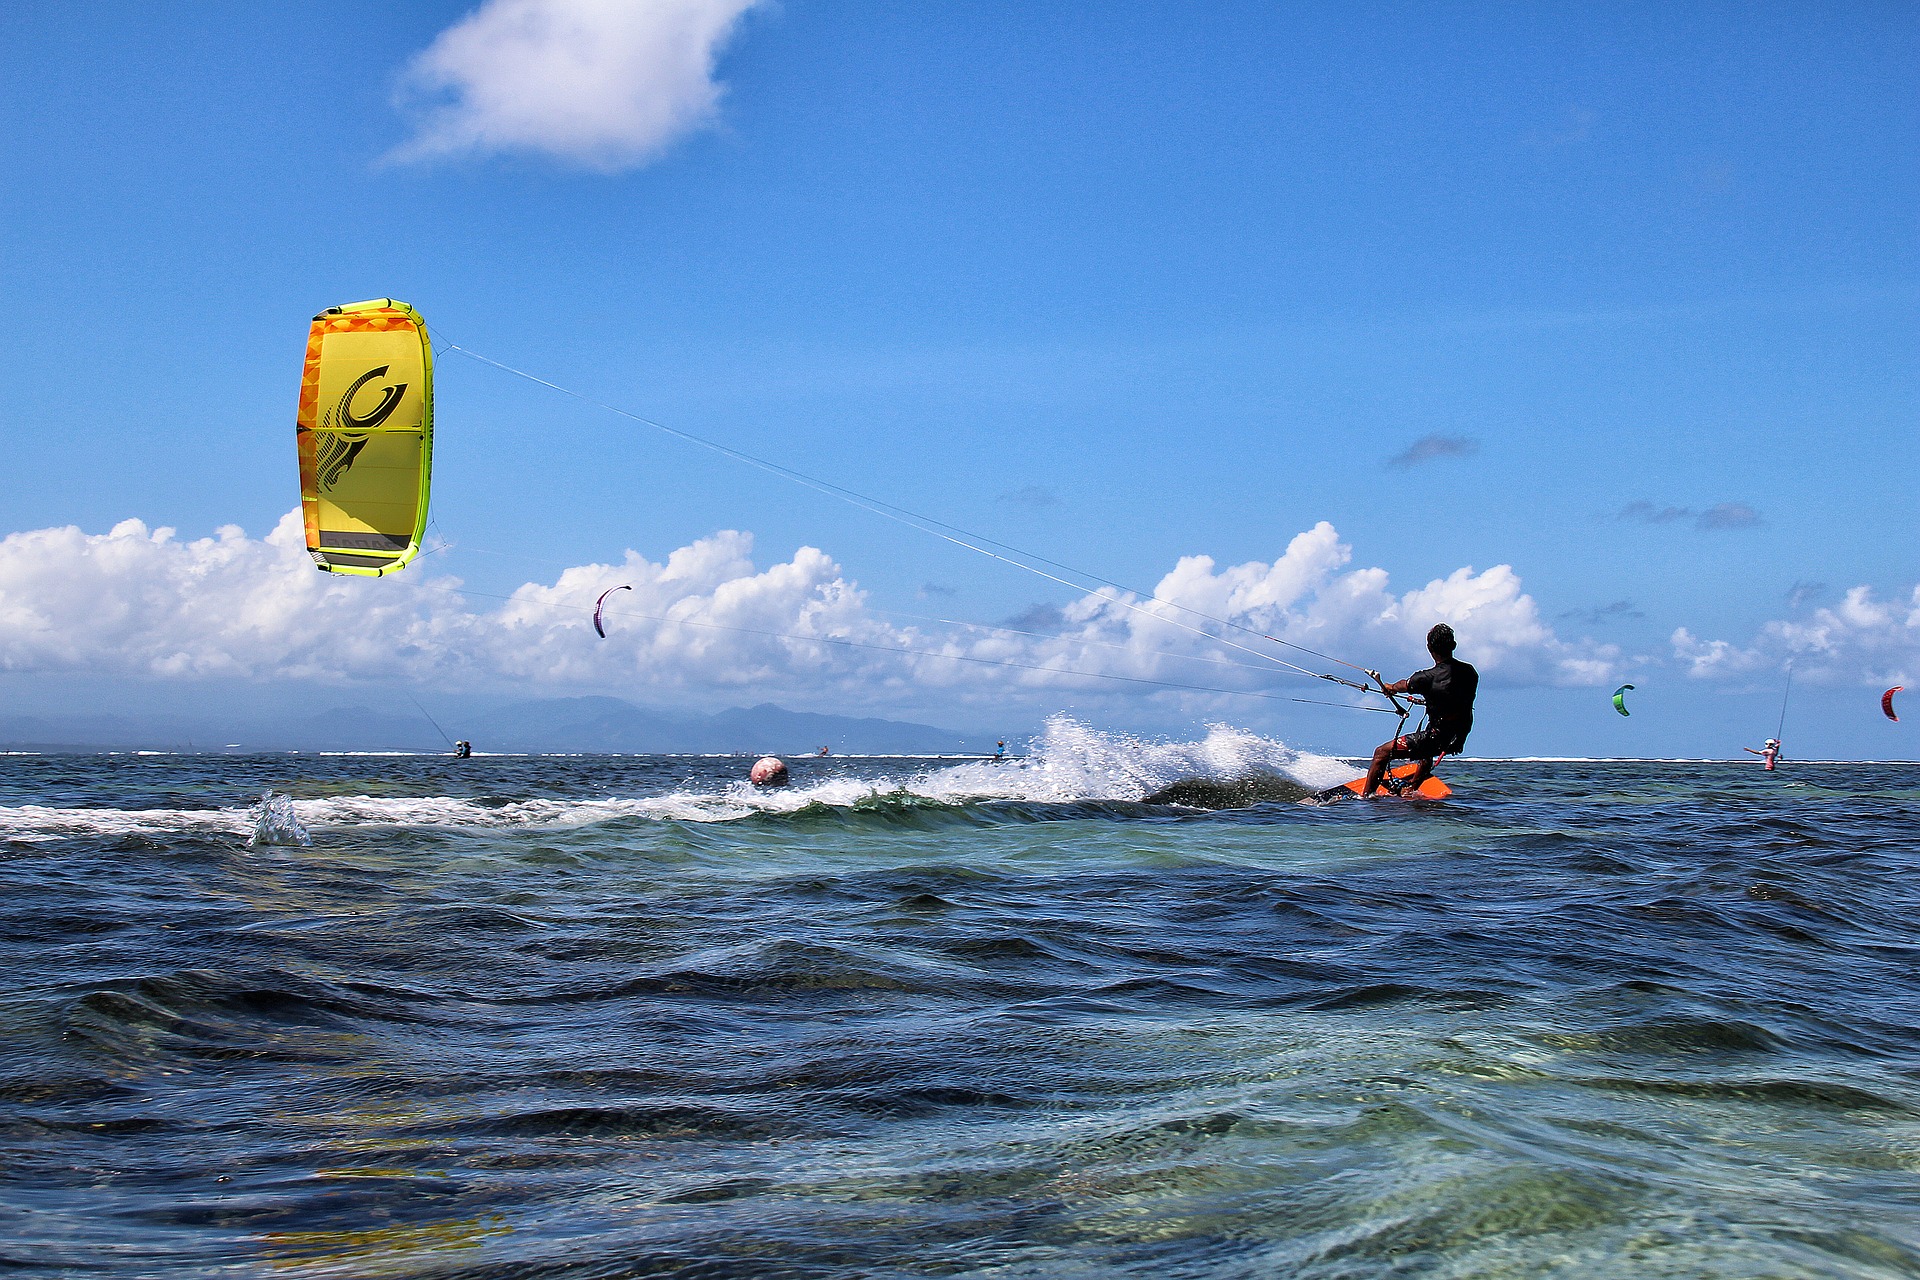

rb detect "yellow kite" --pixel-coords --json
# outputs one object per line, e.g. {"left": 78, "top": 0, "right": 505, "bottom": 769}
{"left": 295, "top": 300, "right": 433, "bottom": 575}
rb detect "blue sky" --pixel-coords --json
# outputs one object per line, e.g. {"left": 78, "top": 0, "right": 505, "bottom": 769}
{"left": 1, "top": 2, "right": 1915, "bottom": 757}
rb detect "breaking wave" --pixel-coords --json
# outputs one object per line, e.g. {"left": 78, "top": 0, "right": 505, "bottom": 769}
{"left": 0, "top": 716, "right": 1350, "bottom": 843}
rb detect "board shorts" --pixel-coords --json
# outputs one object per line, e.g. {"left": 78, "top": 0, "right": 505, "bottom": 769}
{"left": 1392, "top": 726, "right": 1465, "bottom": 761}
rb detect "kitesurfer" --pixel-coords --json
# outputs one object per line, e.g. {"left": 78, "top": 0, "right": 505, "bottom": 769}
{"left": 994, "top": 740, "right": 1006, "bottom": 761}
{"left": 1744, "top": 738, "right": 1781, "bottom": 771}
{"left": 453, "top": 740, "right": 472, "bottom": 759}
{"left": 1361, "top": 624, "right": 1478, "bottom": 797}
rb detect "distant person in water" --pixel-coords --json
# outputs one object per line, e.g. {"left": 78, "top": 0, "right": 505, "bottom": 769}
{"left": 994, "top": 740, "right": 1006, "bottom": 761}
{"left": 453, "top": 741, "right": 472, "bottom": 759}
{"left": 1362, "top": 624, "right": 1478, "bottom": 797}
{"left": 1744, "top": 738, "right": 1781, "bottom": 771}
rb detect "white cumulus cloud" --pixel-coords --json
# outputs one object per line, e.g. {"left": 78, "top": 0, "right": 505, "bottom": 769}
{"left": 1031, "top": 522, "right": 1617, "bottom": 691}
{"left": 1673, "top": 585, "right": 1920, "bottom": 685}
{"left": 390, "top": 0, "right": 762, "bottom": 170}
{"left": 0, "top": 512, "right": 1619, "bottom": 712}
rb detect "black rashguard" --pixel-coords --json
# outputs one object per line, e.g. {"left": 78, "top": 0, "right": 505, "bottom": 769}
{"left": 1407, "top": 658, "right": 1478, "bottom": 753}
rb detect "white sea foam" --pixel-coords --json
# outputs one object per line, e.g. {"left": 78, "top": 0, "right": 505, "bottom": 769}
{"left": 0, "top": 716, "right": 1352, "bottom": 841}
{"left": 905, "top": 714, "right": 1354, "bottom": 803}
{"left": 0, "top": 804, "right": 256, "bottom": 843}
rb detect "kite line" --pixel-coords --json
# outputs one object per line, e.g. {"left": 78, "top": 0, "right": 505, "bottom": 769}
{"left": 437, "top": 336, "right": 1397, "bottom": 705}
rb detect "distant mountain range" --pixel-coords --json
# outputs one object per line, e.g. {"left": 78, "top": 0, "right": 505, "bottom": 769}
{"left": 0, "top": 697, "right": 1004, "bottom": 755}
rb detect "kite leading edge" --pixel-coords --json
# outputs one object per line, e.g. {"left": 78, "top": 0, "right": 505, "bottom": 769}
{"left": 296, "top": 299, "right": 434, "bottom": 575}
{"left": 1612, "top": 684, "right": 1634, "bottom": 717}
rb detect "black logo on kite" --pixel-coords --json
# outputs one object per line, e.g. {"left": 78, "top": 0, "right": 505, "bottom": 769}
{"left": 334, "top": 366, "right": 408, "bottom": 432}
{"left": 315, "top": 432, "right": 370, "bottom": 490}
{"left": 314, "top": 366, "right": 409, "bottom": 489}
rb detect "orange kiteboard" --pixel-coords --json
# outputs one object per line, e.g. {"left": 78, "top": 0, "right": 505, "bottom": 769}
{"left": 1327, "top": 762, "right": 1452, "bottom": 801}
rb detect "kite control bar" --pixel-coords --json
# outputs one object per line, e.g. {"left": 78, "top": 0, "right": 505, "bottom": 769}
{"left": 1305, "top": 667, "right": 1419, "bottom": 718}
{"left": 1313, "top": 670, "right": 1378, "bottom": 696}
{"left": 1364, "top": 668, "right": 1408, "bottom": 717}
{"left": 1293, "top": 658, "right": 1432, "bottom": 725}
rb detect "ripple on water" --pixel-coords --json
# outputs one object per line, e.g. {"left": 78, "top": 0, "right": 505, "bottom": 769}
{"left": 1, "top": 749, "right": 1918, "bottom": 1276}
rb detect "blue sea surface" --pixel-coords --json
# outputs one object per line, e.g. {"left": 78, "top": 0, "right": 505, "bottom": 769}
{"left": 2, "top": 722, "right": 1917, "bottom": 1277}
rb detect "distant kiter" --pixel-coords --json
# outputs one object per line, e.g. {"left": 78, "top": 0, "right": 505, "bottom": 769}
{"left": 1744, "top": 738, "right": 1781, "bottom": 771}
{"left": 453, "top": 740, "right": 472, "bottom": 759}
{"left": 994, "top": 740, "right": 1006, "bottom": 761}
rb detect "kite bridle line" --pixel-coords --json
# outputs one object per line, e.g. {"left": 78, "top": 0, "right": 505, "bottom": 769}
{"left": 405, "top": 691, "right": 457, "bottom": 751}
{"left": 431, "top": 332, "right": 1401, "bottom": 706}
{"left": 1775, "top": 658, "right": 1793, "bottom": 744}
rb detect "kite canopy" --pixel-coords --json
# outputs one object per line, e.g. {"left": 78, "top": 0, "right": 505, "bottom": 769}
{"left": 296, "top": 300, "right": 434, "bottom": 575}
{"left": 1884, "top": 686, "right": 1903, "bottom": 722}
{"left": 593, "top": 585, "right": 632, "bottom": 638}
{"left": 1612, "top": 683, "right": 1634, "bottom": 717}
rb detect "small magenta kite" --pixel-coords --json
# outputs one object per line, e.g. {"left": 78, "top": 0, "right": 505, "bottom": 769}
{"left": 593, "top": 585, "right": 632, "bottom": 638}
{"left": 1612, "top": 684, "right": 1634, "bottom": 717}
{"left": 1884, "top": 686, "right": 1903, "bottom": 722}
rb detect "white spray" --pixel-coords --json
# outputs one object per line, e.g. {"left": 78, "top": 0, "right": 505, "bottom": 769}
{"left": 249, "top": 790, "right": 312, "bottom": 847}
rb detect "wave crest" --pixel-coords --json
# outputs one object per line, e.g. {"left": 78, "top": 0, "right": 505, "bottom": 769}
{"left": 0, "top": 716, "right": 1350, "bottom": 841}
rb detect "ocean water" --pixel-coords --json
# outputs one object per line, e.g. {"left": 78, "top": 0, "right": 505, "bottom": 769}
{"left": 2, "top": 718, "right": 1917, "bottom": 1278}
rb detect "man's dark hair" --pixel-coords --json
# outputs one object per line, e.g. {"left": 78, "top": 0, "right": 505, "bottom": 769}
{"left": 1426, "top": 623, "right": 1456, "bottom": 655}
